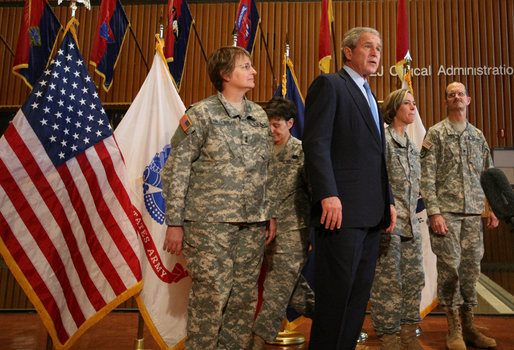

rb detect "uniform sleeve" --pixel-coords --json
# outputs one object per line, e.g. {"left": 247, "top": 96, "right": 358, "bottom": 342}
{"left": 419, "top": 128, "right": 440, "bottom": 216}
{"left": 481, "top": 133, "right": 494, "bottom": 169}
{"left": 161, "top": 111, "right": 204, "bottom": 226}
{"left": 266, "top": 136, "right": 280, "bottom": 219}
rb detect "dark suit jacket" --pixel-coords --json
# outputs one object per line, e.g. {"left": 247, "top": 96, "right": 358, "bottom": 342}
{"left": 302, "top": 68, "right": 393, "bottom": 229}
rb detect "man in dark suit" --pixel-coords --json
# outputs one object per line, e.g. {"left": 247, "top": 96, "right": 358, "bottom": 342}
{"left": 303, "top": 27, "right": 397, "bottom": 349}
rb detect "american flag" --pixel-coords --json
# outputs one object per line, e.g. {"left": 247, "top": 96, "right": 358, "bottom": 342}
{"left": 0, "top": 23, "right": 142, "bottom": 349}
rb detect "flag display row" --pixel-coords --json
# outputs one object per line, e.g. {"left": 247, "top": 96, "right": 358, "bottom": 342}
{"left": 12, "top": 0, "right": 263, "bottom": 95}
{"left": 3, "top": 0, "right": 436, "bottom": 349}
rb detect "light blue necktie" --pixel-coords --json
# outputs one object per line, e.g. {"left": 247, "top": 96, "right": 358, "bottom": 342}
{"left": 363, "top": 81, "right": 381, "bottom": 135}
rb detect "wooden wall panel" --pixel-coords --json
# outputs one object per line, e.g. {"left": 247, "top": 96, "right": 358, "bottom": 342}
{"left": 1, "top": 0, "right": 512, "bottom": 148}
{"left": 482, "top": 220, "right": 514, "bottom": 296}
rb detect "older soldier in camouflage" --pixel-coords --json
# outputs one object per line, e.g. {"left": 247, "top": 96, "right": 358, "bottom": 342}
{"left": 251, "top": 97, "right": 314, "bottom": 348}
{"left": 161, "top": 46, "right": 277, "bottom": 350}
{"left": 420, "top": 82, "right": 499, "bottom": 350}
{"left": 370, "top": 89, "right": 424, "bottom": 350}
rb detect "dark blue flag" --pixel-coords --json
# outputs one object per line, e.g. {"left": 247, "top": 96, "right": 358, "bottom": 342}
{"left": 90, "top": 0, "right": 130, "bottom": 92}
{"left": 164, "top": 0, "right": 193, "bottom": 91}
{"left": 12, "top": 0, "right": 62, "bottom": 89}
{"left": 274, "top": 55, "right": 305, "bottom": 139}
{"left": 273, "top": 53, "right": 315, "bottom": 323}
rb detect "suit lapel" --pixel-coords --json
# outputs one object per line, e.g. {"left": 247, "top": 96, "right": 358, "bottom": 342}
{"left": 338, "top": 69, "right": 382, "bottom": 145}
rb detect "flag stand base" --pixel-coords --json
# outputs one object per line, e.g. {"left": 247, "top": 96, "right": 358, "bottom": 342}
{"left": 133, "top": 312, "right": 145, "bottom": 350}
{"left": 265, "top": 330, "right": 305, "bottom": 345}
{"left": 357, "top": 329, "right": 368, "bottom": 343}
{"left": 133, "top": 338, "right": 144, "bottom": 350}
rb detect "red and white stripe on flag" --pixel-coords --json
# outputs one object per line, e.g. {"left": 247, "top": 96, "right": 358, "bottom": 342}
{"left": 0, "top": 21, "right": 141, "bottom": 350}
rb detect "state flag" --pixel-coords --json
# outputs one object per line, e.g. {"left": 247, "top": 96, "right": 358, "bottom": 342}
{"left": 90, "top": 0, "right": 130, "bottom": 92}
{"left": 164, "top": 0, "right": 194, "bottom": 91}
{"left": 12, "top": 0, "right": 62, "bottom": 88}
{"left": 235, "top": 0, "right": 260, "bottom": 55}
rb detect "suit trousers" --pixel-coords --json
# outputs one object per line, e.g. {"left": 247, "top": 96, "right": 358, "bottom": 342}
{"left": 309, "top": 226, "right": 382, "bottom": 350}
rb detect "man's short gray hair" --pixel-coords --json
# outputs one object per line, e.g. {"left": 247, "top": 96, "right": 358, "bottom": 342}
{"left": 341, "top": 27, "right": 381, "bottom": 63}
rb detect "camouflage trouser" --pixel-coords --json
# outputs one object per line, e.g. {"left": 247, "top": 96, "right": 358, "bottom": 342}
{"left": 289, "top": 273, "right": 315, "bottom": 318}
{"left": 429, "top": 213, "right": 484, "bottom": 307}
{"left": 182, "top": 221, "right": 266, "bottom": 350}
{"left": 253, "top": 227, "right": 312, "bottom": 341}
{"left": 370, "top": 234, "right": 424, "bottom": 335}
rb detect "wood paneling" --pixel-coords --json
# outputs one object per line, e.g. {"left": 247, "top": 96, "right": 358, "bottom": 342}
{"left": 0, "top": 1, "right": 512, "bottom": 147}
{"left": 483, "top": 220, "right": 514, "bottom": 296}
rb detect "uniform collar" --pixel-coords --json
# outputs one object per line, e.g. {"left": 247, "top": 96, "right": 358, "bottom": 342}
{"left": 387, "top": 126, "right": 408, "bottom": 148}
{"left": 217, "top": 91, "right": 255, "bottom": 120}
{"left": 442, "top": 117, "right": 470, "bottom": 135}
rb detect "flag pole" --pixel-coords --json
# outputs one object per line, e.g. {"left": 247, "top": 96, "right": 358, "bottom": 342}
{"left": 46, "top": 334, "right": 53, "bottom": 350}
{"left": 159, "top": 12, "right": 164, "bottom": 40}
{"left": 133, "top": 312, "right": 145, "bottom": 350}
{"left": 232, "top": 23, "right": 238, "bottom": 46}
{"left": 0, "top": 34, "right": 14, "bottom": 57}
{"left": 330, "top": 20, "right": 338, "bottom": 71}
{"left": 285, "top": 34, "right": 289, "bottom": 62}
{"left": 258, "top": 22, "right": 277, "bottom": 91}
{"left": 129, "top": 27, "right": 149, "bottom": 72}
{"left": 192, "top": 22, "right": 208, "bottom": 63}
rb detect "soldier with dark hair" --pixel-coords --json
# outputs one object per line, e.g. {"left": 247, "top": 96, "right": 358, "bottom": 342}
{"left": 161, "top": 46, "right": 276, "bottom": 350}
{"left": 251, "top": 97, "right": 314, "bottom": 348}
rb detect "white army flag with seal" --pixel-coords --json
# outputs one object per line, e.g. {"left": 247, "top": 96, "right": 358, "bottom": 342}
{"left": 114, "top": 35, "right": 191, "bottom": 349}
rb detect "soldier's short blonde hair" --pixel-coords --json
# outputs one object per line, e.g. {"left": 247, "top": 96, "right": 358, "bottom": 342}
{"left": 381, "top": 88, "right": 412, "bottom": 125}
{"left": 207, "top": 46, "right": 251, "bottom": 92}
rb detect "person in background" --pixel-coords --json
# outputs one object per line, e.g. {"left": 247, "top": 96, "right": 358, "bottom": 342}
{"left": 161, "top": 46, "right": 277, "bottom": 350}
{"left": 370, "top": 89, "right": 424, "bottom": 350}
{"left": 420, "top": 81, "right": 498, "bottom": 350}
{"left": 251, "top": 97, "right": 314, "bottom": 349}
{"left": 302, "top": 26, "right": 397, "bottom": 349}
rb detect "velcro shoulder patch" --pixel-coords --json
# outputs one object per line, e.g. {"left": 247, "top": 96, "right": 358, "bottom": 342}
{"left": 422, "top": 139, "right": 433, "bottom": 150}
{"left": 180, "top": 114, "right": 193, "bottom": 133}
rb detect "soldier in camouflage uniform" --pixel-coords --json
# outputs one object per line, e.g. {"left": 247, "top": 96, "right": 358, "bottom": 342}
{"left": 420, "top": 82, "right": 499, "bottom": 350}
{"left": 161, "top": 46, "right": 277, "bottom": 350}
{"left": 251, "top": 97, "right": 314, "bottom": 348}
{"left": 370, "top": 89, "right": 424, "bottom": 350}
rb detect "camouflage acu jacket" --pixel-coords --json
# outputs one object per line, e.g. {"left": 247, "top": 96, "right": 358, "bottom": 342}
{"left": 385, "top": 127, "right": 421, "bottom": 239}
{"left": 420, "top": 118, "right": 493, "bottom": 216}
{"left": 162, "top": 92, "right": 276, "bottom": 225}
{"left": 274, "top": 136, "right": 311, "bottom": 232}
